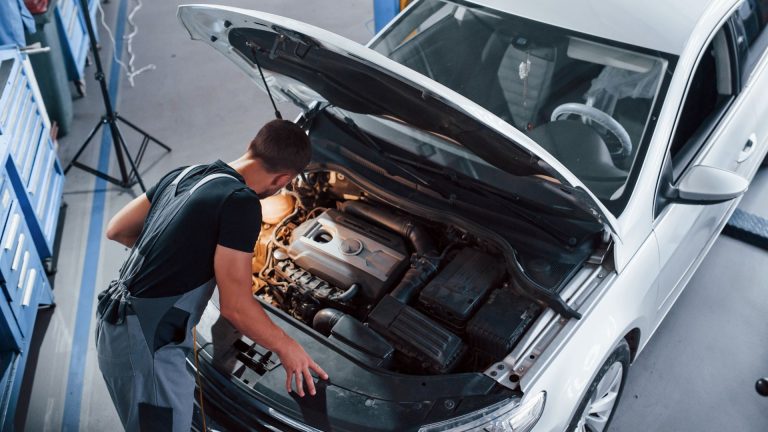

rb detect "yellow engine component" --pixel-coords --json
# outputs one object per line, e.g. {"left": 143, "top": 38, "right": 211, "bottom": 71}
{"left": 261, "top": 193, "right": 296, "bottom": 225}
{"left": 252, "top": 275, "right": 265, "bottom": 294}
{"left": 252, "top": 229, "right": 274, "bottom": 274}
{"left": 252, "top": 193, "right": 297, "bottom": 274}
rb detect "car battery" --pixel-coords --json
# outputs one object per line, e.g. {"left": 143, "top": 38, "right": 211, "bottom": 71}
{"left": 418, "top": 248, "right": 504, "bottom": 329}
{"left": 466, "top": 288, "right": 540, "bottom": 359}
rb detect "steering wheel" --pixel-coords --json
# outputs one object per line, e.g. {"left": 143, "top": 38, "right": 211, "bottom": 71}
{"left": 551, "top": 103, "right": 632, "bottom": 158}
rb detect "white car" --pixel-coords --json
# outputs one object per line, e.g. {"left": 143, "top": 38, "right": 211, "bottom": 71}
{"left": 178, "top": 1, "right": 768, "bottom": 431}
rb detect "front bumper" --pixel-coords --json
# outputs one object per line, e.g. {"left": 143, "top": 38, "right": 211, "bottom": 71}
{"left": 187, "top": 300, "right": 513, "bottom": 432}
{"left": 189, "top": 356, "right": 304, "bottom": 432}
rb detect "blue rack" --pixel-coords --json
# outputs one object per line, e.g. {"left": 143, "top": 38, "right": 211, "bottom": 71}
{"left": 55, "top": 0, "right": 99, "bottom": 86}
{"left": 0, "top": 46, "right": 64, "bottom": 431}
{"left": 374, "top": 0, "right": 412, "bottom": 32}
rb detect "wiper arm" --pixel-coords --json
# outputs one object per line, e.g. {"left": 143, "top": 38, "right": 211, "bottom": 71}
{"left": 340, "top": 115, "right": 445, "bottom": 195}
{"left": 384, "top": 153, "right": 529, "bottom": 208}
{"left": 385, "top": 155, "right": 574, "bottom": 243}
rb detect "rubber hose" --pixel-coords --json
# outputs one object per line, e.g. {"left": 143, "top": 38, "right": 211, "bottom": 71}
{"left": 330, "top": 283, "right": 359, "bottom": 302}
{"left": 339, "top": 201, "right": 438, "bottom": 256}
{"left": 390, "top": 262, "right": 433, "bottom": 304}
{"left": 312, "top": 308, "right": 346, "bottom": 336}
{"left": 340, "top": 201, "right": 440, "bottom": 303}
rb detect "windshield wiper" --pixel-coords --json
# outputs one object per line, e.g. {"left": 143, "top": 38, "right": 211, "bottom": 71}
{"left": 384, "top": 153, "right": 527, "bottom": 206}
{"left": 340, "top": 115, "right": 451, "bottom": 198}
{"left": 384, "top": 154, "right": 576, "bottom": 242}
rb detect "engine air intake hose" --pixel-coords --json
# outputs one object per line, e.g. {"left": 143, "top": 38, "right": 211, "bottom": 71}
{"left": 339, "top": 201, "right": 440, "bottom": 303}
{"left": 312, "top": 308, "right": 346, "bottom": 336}
{"left": 390, "top": 260, "right": 435, "bottom": 303}
{"left": 340, "top": 201, "right": 438, "bottom": 257}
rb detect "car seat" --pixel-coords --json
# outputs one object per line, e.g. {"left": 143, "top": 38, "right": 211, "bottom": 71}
{"left": 496, "top": 39, "right": 558, "bottom": 130}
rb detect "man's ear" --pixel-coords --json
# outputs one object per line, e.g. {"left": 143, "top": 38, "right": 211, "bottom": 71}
{"left": 269, "top": 172, "right": 294, "bottom": 188}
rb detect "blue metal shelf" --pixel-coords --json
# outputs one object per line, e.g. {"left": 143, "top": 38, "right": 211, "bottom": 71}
{"left": 0, "top": 49, "right": 65, "bottom": 259}
{"left": 0, "top": 46, "right": 61, "bottom": 431}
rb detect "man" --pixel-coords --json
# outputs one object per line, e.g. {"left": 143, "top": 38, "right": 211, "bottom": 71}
{"left": 96, "top": 119, "right": 327, "bottom": 431}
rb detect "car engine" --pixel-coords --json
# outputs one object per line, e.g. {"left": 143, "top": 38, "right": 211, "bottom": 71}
{"left": 251, "top": 171, "right": 541, "bottom": 375}
{"left": 286, "top": 209, "right": 409, "bottom": 306}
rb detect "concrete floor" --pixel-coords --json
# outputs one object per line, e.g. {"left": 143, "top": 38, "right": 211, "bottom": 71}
{"left": 612, "top": 171, "right": 768, "bottom": 432}
{"left": 14, "top": 0, "right": 768, "bottom": 431}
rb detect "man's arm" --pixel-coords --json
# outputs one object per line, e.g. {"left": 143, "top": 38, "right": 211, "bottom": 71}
{"left": 106, "top": 194, "right": 151, "bottom": 247}
{"left": 214, "top": 244, "right": 328, "bottom": 397}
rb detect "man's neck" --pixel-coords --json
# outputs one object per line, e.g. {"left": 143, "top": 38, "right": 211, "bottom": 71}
{"left": 228, "top": 156, "right": 269, "bottom": 194}
{"left": 227, "top": 157, "right": 251, "bottom": 178}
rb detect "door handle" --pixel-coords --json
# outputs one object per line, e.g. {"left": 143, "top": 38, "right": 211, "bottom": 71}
{"left": 737, "top": 133, "right": 757, "bottom": 163}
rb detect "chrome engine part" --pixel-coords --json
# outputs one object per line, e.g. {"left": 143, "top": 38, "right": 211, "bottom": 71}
{"left": 286, "top": 209, "right": 409, "bottom": 304}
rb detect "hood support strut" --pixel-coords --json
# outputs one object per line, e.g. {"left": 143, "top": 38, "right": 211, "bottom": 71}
{"left": 247, "top": 40, "right": 283, "bottom": 119}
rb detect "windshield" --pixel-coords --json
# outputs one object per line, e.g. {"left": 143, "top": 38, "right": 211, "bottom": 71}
{"left": 328, "top": 107, "right": 522, "bottom": 188}
{"left": 370, "top": 0, "right": 674, "bottom": 214}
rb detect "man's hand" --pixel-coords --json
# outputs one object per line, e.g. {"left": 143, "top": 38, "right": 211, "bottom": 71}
{"left": 275, "top": 337, "right": 329, "bottom": 397}
{"left": 214, "top": 244, "right": 329, "bottom": 396}
{"left": 106, "top": 194, "right": 151, "bottom": 247}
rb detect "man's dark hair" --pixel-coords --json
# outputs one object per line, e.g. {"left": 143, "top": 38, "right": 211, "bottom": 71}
{"left": 249, "top": 119, "right": 311, "bottom": 173}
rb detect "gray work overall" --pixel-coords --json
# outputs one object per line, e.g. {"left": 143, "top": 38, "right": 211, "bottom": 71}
{"left": 95, "top": 166, "right": 237, "bottom": 431}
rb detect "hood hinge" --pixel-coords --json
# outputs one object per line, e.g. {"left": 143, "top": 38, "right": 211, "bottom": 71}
{"left": 587, "top": 235, "right": 612, "bottom": 265}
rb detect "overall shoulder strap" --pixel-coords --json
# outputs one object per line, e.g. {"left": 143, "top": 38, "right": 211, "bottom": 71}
{"left": 171, "top": 165, "right": 202, "bottom": 188}
{"left": 189, "top": 173, "right": 239, "bottom": 194}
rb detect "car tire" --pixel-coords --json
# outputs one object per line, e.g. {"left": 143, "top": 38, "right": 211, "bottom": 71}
{"left": 567, "top": 339, "right": 631, "bottom": 432}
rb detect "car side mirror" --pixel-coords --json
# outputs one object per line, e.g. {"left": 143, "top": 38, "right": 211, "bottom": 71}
{"left": 669, "top": 165, "right": 748, "bottom": 205}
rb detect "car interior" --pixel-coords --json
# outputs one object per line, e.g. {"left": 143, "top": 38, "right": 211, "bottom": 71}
{"left": 376, "top": 3, "right": 668, "bottom": 203}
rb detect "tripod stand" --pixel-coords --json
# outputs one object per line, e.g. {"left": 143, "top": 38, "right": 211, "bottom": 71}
{"left": 64, "top": 0, "right": 171, "bottom": 192}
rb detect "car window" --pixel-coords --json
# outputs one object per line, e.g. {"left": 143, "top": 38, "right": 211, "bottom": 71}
{"left": 733, "top": 0, "right": 768, "bottom": 80}
{"left": 328, "top": 107, "right": 522, "bottom": 189}
{"left": 669, "top": 27, "right": 737, "bottom": 180}
{"left": 370, "top": 0, "right": 675, "bottom": 215}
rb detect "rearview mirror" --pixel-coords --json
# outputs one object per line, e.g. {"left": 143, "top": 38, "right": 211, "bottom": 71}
{"left": 670, "top": 165, "right": 748, "bottom": 205}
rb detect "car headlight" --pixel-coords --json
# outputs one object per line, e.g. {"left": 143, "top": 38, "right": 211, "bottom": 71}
{"left": 418, "top": 392, "right": 546, "bottom": 432}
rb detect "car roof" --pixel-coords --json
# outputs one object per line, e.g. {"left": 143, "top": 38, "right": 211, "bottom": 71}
{"left": 463, "top": 0, "right": 726, "bottom": 55}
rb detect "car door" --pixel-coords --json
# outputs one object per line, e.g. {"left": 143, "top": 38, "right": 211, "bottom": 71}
{"left": 653, "top": 15, "right": 750, "bottom": 318}
{"left": 731, "top": 0, "right": 768, "bottom": 175}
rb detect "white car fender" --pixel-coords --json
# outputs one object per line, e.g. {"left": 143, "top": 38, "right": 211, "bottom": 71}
{"left": 525, "top": 231, "right": 660, "bottom": 431}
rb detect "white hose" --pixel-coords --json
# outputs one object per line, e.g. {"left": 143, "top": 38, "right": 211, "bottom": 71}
{"left": 96, "top": 0, "right": 156, "bottom": 87}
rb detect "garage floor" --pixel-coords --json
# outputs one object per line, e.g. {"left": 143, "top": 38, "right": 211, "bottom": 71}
{"left": 14, "top": 1, "right": 768, "bottom": 431}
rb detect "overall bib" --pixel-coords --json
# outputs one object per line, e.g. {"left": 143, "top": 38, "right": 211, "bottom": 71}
{"left": 95, "top": 166, "right": 237, "bottom": 431}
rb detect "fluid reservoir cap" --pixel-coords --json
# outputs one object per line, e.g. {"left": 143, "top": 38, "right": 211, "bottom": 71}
{"left": 340, "top": 238, "right": 364, "bottom": 256}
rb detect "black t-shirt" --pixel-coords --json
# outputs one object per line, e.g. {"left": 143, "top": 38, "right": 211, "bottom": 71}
{"left": 127, "top": 160, "right": 262, "bottom": 298}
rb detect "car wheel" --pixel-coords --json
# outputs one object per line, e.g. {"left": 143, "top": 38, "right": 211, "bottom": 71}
{"left": 567, "top": 339, "right": 630, "bottom": 432}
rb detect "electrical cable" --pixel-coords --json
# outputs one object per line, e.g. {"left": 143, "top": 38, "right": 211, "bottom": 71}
{"left": 96, "top": 0, "right": 156, "bottom": 87}
{"left": 193, "top": 326, "right": 208, "bottom": 432}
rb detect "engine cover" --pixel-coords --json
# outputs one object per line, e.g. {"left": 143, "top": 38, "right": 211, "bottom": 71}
{"left": 287, "top": 209, "right": 408, "bottom": 304}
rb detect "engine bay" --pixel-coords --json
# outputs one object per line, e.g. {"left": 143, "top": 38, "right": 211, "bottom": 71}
{"left": 251, "top": 171, "right": 542, "bottom": 375}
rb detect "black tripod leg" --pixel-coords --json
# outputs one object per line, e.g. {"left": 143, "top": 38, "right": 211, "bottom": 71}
{"left": 64, "top": 117, "right": 105, "bottom": 174}
{"left": 134, "top": 136, "right": 149, "bottom": 171}
{"left": 125, "top": 136, "right": 148, "bottom": 187}
{"left": 115, "top": 126, "right": 146, "bottom": 192}
{"left": 116, "top": 115, "right": 172, "bottom": 152}
{"left": 107, "top": 119, "right": 130, "bottom": 183}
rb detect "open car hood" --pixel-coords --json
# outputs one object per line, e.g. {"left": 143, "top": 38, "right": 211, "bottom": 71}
{"left": 177, "top": 4, "right": 620, "bottom": 239}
